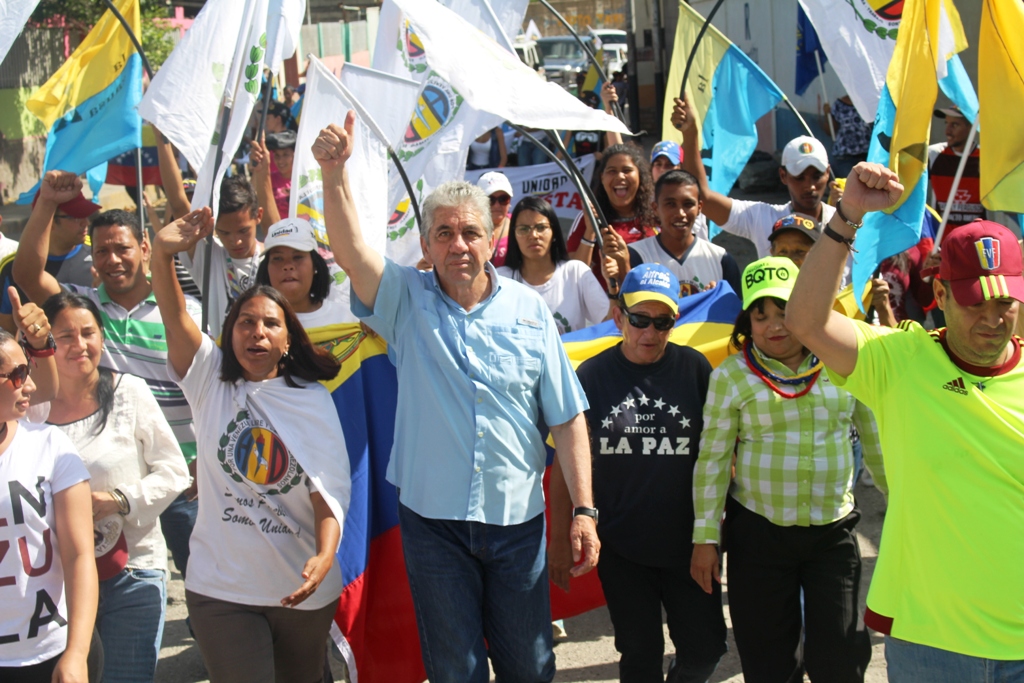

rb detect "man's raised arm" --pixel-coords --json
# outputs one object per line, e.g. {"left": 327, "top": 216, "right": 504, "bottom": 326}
{"left": 670, "top": 97, "right": 733, "bottom": 226}
{"left": 786, "top": 162, "right": 904, "bottom": 377}
{"left": 12, "top": 171, "right": 78, "bottom": 304}
{"left": 315, "top": 111, "right": 385, "bottom": 310}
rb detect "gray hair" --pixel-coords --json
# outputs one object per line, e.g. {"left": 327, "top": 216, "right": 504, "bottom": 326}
{"left": 420, "top": 181, "right": 493, "bottom": 241}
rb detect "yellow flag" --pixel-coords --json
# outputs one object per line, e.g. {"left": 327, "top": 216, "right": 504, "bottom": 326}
{"left": 979, "top": 0, "right": 1024, "bottom": 211}
{"left": 26, "top": 0, "right": 140, "bottom": 130}
{"left": 885, "top": 0, "right": 968, "bottom": 212}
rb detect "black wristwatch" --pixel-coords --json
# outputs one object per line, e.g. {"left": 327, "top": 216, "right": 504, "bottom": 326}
{"left": 573, "top": 506, "right": 599, "bottom": 524}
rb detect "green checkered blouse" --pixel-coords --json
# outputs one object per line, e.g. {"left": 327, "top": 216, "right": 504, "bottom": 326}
{"left": 692, "top": 346, "right": 887, "bottom": 544}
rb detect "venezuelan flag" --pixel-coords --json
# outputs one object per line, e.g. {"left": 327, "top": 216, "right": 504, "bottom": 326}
{"left": 105, "top": 124, "right": 162, "bottom": 187}
{"left": 20, "top": 0, "right": 142, "bottom": 203}
{"left": 979, "top": 0, "right": 1024, "bottom": 212}
{"left": 661, "top": 0, "right": 783, "bottom": 236}
{"left": 852, "top": 0, "right": 975, "bottom": 308}
{"left": 306, "top": 323, "right": 424, "bottom": 683}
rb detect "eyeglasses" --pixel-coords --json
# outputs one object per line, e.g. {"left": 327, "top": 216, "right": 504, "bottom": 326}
{"left": 624, "top": 309, "right": 676, "bottom": 331}
{"left": 489, "top": 194, "right": 511, "bottom": 206}
{"left": 514, "top": 223, "right": 551, "bottom": 236}
{"left": 0, "top": 364, "right": 31, "bottom": 389}
{"left": 772, "top": 215, "right": 816, "bottom": 233}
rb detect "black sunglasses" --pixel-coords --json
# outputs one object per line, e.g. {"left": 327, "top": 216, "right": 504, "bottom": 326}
{"left": 489, "top": 194, "right": 511, "bottom": 206}
{"left": 624, "top": 310, "right": 676, "bottom": 331}
{"left": 0, "top": 364, "right": 31, "bottom": 389}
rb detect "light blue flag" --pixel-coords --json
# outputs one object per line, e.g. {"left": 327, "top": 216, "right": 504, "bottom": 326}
{"left": 18, "top": 53, "right": 143, "bottom": 203}
{"left": 852, "top": 54, "right": 978, "bottom": 307}
{"left": 703, "top": 45, "right": 785, "bottom": 237}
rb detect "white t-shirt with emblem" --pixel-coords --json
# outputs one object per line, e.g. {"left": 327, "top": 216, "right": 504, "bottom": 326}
{"left": 0, "top": 422, "right": 89, "bottom": 666}
{"left": 497, "top": 260, "right": 609, "bottom": 335}
{"left": 171, "top": 336, "right": 348, "bottom": 610}
{"left": 181, "top": 239, "right": 262, "bottom": 339}
{"left": 629, "top": 236, "right": 729, "bottom": 296}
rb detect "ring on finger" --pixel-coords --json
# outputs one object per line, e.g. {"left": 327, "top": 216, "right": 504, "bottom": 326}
{"left": 30, "top": 323, "right": 41, "bottom": 334}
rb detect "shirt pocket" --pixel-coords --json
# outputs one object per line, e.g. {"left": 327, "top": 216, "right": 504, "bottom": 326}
{"left": 486, "top": 325, "right": 544, "bottom": 390}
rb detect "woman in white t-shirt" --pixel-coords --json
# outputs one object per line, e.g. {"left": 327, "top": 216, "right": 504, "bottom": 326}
{"left": 0, "top": 305, "right": 98, "bottom": 682}
{"left": 254, "top": 217, "right": 356, "bottom": 329}
{"left": 498, "top": 196, "right": 610, "bottom": 335}
{"left": 152, "top": 208, "right": 352, "bottom": 682}
{"left": 42, "top": 292, "right": 190, "bottom": 683}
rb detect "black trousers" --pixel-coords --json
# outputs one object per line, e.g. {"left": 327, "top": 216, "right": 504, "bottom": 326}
{"left": 597, "top": 545, "right": 728, "bottom": 683}
{"left": 725, "top": 499, "right": 872, "bottom": 683}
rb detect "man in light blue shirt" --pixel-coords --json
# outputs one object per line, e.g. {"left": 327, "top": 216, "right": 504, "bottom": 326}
{"left": 316, "top": 113, "right": 600, "bottom": 683}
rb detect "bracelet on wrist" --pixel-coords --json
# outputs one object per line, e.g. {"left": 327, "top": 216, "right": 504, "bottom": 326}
{"left": 580, "top": 237, "right": 596, "bottom": 247}
{"left": 23, "top": 333, "right": 56, "bottom": 358}
{"left": 835, "top": 199, "right": 863, "bottom": 230}
{"left": 111, "top": 488, "right": 131, "bottom": 517}
{"left": 823, "top": 224, "right": 858, "bottom": 253}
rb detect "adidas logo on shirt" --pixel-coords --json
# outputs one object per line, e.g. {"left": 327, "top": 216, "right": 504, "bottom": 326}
{"left": 942, "top": 377, "right": 968, "bottom": 395}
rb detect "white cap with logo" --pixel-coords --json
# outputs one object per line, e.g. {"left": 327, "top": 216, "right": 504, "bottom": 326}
{"left": 781, "top": 136, "right": 829, "bottom": 176}
{"left": 476, "top": 171, "right": 514, "bottom": 199}
{"left": 264, "top": 217, "right": 317, "bottom": 253}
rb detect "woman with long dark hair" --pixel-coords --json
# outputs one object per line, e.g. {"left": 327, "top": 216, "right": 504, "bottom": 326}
{"left": 691, "top": 256, "right": 886, "bottom": 683}
{"left": 0, "top": 294, "right": 100, "bottom": 682}
{"left": 151, "top": 207, "right": 352, "bottom": 682}
{"left": 566, "top": 143, "right": 658, "bottom": 291}
{"left": 497, "top": 196, "right": 610, "bottom": 335}
{"left": 42, "top": 291, "right": 189, "bottom": 683}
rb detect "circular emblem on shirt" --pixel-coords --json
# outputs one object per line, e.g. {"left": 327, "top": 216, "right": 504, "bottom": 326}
{"left": 218, "top": 410, "right": 303, "bottom": 494}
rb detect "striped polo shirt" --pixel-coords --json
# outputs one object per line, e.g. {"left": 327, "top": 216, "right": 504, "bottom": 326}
{"left": 70, "top": 284, "right": 202, "bottom": 462}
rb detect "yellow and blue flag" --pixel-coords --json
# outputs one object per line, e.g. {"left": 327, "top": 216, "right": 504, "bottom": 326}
{"left": 979, "top": 0, "right": 1024, "bottom": 212}
{"left": 661, "top": 0, "right": 784, "bottom": 237}
{"left": 19, "top": 0, "right": 142, "bottom": 203}
{"left": 794, "top": 3, "right": 826, "bottom": 97}
{"left": 852, "top": 0, "right": 976, "bottom": 307}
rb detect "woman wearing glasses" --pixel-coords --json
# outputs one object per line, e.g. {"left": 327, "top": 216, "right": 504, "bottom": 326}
{"left": 477, "top": 172, "right": 514, "bottom": 267}
{"left": 0, "top": 289, "right": 100, "bottom": 682}
{"left": 497, "top": 197, "right": 610, "bottom": 335}
{"left": 691, "top": 257, "right": 886, "bottom": 683}
{"left": 41, "top": 292, "right": 190, "bottom": 683}
{"left": 566, "top": 144, "right": 659, "bottom": 293}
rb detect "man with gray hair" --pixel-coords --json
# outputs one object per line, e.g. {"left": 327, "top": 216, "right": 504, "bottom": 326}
{"left": 314, "top": 112, "right": 599, "bottom": 682}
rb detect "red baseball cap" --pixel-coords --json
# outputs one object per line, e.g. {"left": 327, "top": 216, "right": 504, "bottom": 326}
{"left": 31, "top": 189, "right": 102, "bottom": 219}
{"left": 939, "top": 220, "right": 1024, "bottom": 306}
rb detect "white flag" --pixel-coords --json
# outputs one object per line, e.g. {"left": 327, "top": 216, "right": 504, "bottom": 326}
{"left": 392, "top": 0, "right": 629, "bottom": 135}
{"left": 291, "top": 57, "right": 419, "bottom": 258}
{"left": 138, "top": 0, "right": 251, "bottom": 172}
{"left": 264, "top": 0, "right": 304, "bottom": 71}
{"left": 797, "top": 0, "right": 897, "bottom": 122}
{"left": 525, "top": 18, "right": 541, "bottom": 41}
{"left": 0, "top": 1, "right": 41, "bottom": 68}
{"left": 190, "top": 0, "right": 269, "bottom": 217}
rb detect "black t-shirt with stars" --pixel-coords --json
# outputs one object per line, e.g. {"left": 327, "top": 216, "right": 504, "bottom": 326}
{"left": 576, "top": 342, "right": 712, "bottom": 566}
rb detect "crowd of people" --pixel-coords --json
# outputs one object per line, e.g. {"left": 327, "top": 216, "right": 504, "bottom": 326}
{"left": 0, "top": 68, "right": 1021, "bottom": 683}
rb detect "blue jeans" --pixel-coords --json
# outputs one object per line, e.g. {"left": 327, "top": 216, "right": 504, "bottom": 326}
{"left": 886, "top": 636, "right": 1024, "bottom": 683}
{"left": 517, "top": 137, "right": 554, "bottom": 166}
{"left": 98, "top": 568, "right": 167, "bottom": 683}
{"left": 398, "top": 503, "right": 555, "bottom": 683}
{"left": 159, "top": 493, "right": 197, "bottom": 577}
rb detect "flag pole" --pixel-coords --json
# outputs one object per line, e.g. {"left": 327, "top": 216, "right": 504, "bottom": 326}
{"left": 256, "top": 75, "right": 274, "bottom": 141}
{"left": 814, "top": 52, "right": 835, "bottom": 139}
{"left": 101, "top": 0, "right": 153, "bottom": 246}
{"left": 679, "top": 0, "right": 726, "bottom": 100}
{"left": 333, "top": 74, "right": 423, "bottom": 232}
{"left": 201, "top": 103, "right": 233, "bottom": 333}
{"left": 931, "top": 116, "right": 979, "bottom": 252}
{"left": 536, "top": 0, "right": 629, "bottom": 129}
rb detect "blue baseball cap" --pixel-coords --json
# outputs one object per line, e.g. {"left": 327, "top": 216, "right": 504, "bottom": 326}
{"left": 620, "top": 263, "right": 680, "bottom": 315}
{"left": 650, "top": 140, "right": 682, "bottom": 166}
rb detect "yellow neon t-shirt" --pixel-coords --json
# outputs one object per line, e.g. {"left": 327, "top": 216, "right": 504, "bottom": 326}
{"left": 829, "top": 320, "right": 1024, "bottom": 659}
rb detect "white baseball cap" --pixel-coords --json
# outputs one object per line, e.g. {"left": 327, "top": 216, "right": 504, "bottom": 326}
{"left": 781, "top": 136, "right": 829, "bottom": 175}
{"left": 476, "top": 171, "right": 514, "bottom": 199}
{"left": 264, "top": 217, "right": 317, "bottom": 253}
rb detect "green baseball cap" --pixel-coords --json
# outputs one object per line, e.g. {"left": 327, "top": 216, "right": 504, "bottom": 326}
{"left": 741, "top": 256, "right": 799, "bottom": 309}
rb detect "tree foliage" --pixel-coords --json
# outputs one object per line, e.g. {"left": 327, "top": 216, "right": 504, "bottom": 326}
{"left": 31, "top": 0, "right": 179, "bottom": 72}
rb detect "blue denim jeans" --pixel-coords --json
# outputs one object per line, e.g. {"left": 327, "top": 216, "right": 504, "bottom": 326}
{"left": 98, "top": 567, "right": 167, "bottom": 683}
{"left": 398, "top": 503, "right": 555, "bottom": 683}
{"left": 886, "top": 636, "right": 1024, "bottom": 683}
{"left": 517, "top": 138, "right": 554, "bottom": 167}
{"left": 160, "top": 493, "right": 198, "bottom": 578}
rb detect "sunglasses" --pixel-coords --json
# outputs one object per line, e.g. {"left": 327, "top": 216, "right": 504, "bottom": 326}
{"left": 490, "top": 194, "right": 511, "bottom": 206}
{"left": 624, "top": 310, "right": 676, "bottom": 331}
{"left": 0, "top": 364, "right": 31, "bottom": 389}
{"left": 514, "top": 223, "right": 551, "bottom": 236}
